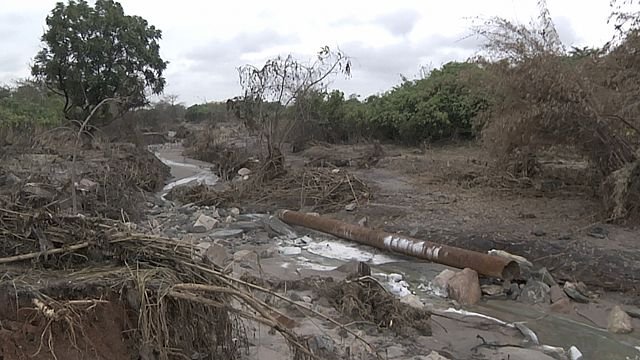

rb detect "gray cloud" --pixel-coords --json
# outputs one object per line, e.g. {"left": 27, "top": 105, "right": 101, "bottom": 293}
{"left": 553, "top": 15, "right": 579, "bottom": 46}
{"left": 375, "top": 9, "right": 421, "bottom": 37}
{"left": 186, "top": 30, "right": 298, "bottom": 73}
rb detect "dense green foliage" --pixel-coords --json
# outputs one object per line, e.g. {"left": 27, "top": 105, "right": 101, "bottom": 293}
{"left": 0, "top": 81, "right": 65, "bottom": 126}
{"left": 31, "top": 0, "right": 167, "bottom": 123}
{"left": 185, "top": 102, "right": 228, "bottom": 123}
{"left": 290, "top": 62, "right": 491, "bottom": 144}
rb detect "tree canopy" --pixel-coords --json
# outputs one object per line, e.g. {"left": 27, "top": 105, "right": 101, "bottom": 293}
{"left": 31, "top": 0, "right": 167, "bottom": 123}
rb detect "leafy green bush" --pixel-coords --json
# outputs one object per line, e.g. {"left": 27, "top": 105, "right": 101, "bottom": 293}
{"left": 0, "top": 81, "right": 65, "bottom": 126}
{"left": 289, "top": 61, "right": 491, "bottom": 145}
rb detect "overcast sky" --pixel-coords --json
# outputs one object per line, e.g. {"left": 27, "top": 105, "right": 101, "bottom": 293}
{"left": 0, "top": 0, "right": 617, "bottom": 105}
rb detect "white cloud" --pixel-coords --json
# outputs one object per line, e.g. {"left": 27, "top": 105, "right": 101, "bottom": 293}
{"left": 0, "top": 0, "right": 617, "bottom": 104}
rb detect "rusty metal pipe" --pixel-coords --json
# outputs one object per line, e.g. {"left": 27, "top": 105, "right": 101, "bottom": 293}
{"left": 278, "top": 210, "right": 519, "bottom": 280}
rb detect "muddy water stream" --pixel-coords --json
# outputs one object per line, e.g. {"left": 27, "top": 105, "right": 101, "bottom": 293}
{"left": 152, "top": 144, "right": 640, "bottom": 359}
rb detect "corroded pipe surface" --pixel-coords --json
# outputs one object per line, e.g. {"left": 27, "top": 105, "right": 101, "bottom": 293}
{"left": 278, "top": 210, "right": 520, "bottom": 280}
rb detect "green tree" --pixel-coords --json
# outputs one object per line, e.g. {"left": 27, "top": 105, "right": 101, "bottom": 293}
{"left": 31, "top": 0, "right": 167, "bottom": 125}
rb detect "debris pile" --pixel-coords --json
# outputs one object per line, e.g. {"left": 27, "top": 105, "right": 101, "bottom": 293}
{"left": 0, "top": 143, "right": 169, "bottom": 221}
{"left": 168, "top": 167, "right": 371, "bottom": 213}
{"left": 0, "top": 208, "right": 320, "bottom": 359}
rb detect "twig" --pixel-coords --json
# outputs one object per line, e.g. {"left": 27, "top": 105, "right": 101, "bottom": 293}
{"left": 0, "top": 242, "right": 90, "bottom": 264}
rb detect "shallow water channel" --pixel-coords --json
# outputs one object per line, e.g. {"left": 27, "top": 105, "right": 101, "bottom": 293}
{"left": 151, "top": 144, "right": 640, "bottom": 359}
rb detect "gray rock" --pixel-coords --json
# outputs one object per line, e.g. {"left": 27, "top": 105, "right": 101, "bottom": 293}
{"left": 481, "top": 284, "right": 504, "bottom": 296}
{"left": 535, "top": 267, "right": 556, "bottom": 287}
{"left": 563, "top": 282, "right": 590, "bottom": 303}
{"left": 178, "top": 205, "right": 196, "bottom": 215}
{"left": 0, "top": 172, "right": 21, "bottom": 187}
{"left": 508, "top": 282, "right": 521, "bottom": 300}
{"left": 307, "top": 335, "right": 336, "bottom": 359}
{"left": 519, "top": 280, "right": 550, "bottom": 304}
{"left": 532, "top": 229, "right": 546, "bottom": 237}
{"left": 357, "top": 217, "right": 368, "bottom": 227}
{"left": 210, "top": 229, "right": 244, "bottom": 239}
{"left": 189, "top": 225, "right": 208, "bottom": 233}
{"left": 549, "top": 285, "right": 568, "bottom": 303}
{"left": 263, "top": 215, "right": 297, "bottom": 238}
{"left": 344, "top": 202, "right": 357, "bottom": 211}
{"left": 608, "top": 305, "right": 633, "bottom": 334}
{"left": 477, "top": 346, "right": 557, "bottom": 360}
{"left": 423, "top": 351, "right": 451, "bottom": 360}
{"left": 400, "top": 294, "right": 424, "bottom": 309}
{"left": 237, "top": 168, "right": 252, "bottom": 176}
{"left": 193, "top": 214, "right": 218, "bottom": 231}
{"left": 587, "top": 225, "right": 608, "bottom": 239}
{"left": 229, "top": 221, "right": 262, "bottom": 231}
{"left": 447, "top": 268, "right": 481, "bottom": 305}
{"left": 431, "top": 269, "right": 457, "bottom": 297}
{"left": 335, "top": 261, "right": 371, "bottom": 278}
{"left": 204, "top": 243, "right": 229, "bottom": 268}
{"left": 229, "top": 207, "right": 240, "bottom": 216}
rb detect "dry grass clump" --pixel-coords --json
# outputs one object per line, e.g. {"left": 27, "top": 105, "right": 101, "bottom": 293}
{"left": 0, "top": 141, "right": 169, "bottom": 222}
{"left": 183, "top": 125, "right": 253, "bottom": 180}
{"left": 473, "top": 0, "right": 640, "bottom": 220}
{"left": 168, "top": 166, "right": 370, "bottom": 213}
{"left": 0, "top": 209, "right": 321, "bottom": 359}
{"left": 321, "top": 277, "right": 431, "bottom": 336}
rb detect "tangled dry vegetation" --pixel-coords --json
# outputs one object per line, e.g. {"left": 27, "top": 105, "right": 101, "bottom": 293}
{"left": 472, "top": 1, "right": 640, "bottom": 222}
{"left": 168, "top": 166, "right": 371, "bottom": 213}
{"left": 0, "top": 208, "right": 325, "bottom": 359}
{"left": 0, "top": 132, "right": 169, "bottom": 222}
{"left": 321, "top": 277, "right": 432, "bottom": 337}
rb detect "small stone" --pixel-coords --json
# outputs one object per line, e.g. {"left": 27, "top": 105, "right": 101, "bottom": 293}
{"left": 335, "top": 261, "right": 371, "bottom": 278}
{"left": 519, "top": 280, "right": 550, "bottom": 304}
{"left": 481, "top": 284, "right": 504, "bottom": 296}
{"left": 532, "top": 229, "right": 546, "bottom": 237}
{"left": 77, "top": 178, "right": 98, "bottom": 192}
{"left": 535, "top": 267, "right": 556, "bottom": 287}
{"left": 302, "top": 296, "right": 312, "bottom": 303}
{"left": 549, "top": 285, "right": 568, "bottom": 303}
{"left": 345, "top": 203, "right": 357, "bottom": 211}
{"left": 400, "top": 294, "right": 424, "bottom": 309}
{"left": 431, "top": 269, "right": 457, "bottom": 297}
{"left": 210, "top": 229, "right": 244, "bottom": 239}
{"left": 608, "top": 305, "right": 633, "bottom": 334}
{"left": 424, "top": 350, "right": 451, "bottom": 360}
{"left": 357, "top": 217, "right": 368, "bottom": 227}
{"left": 189, "top": 225, "right": 208, "bottom": 233}
{"left": 507, "top": 282, "right": 521, "bottom": 300}
{"left": 307, "top": 335, "right": 336, "bottom": 359}
{"left": 587, "top": 226, "right": 608, "bottom": 239}
{"left": 242, "top": 175, "right": 249, "bottom": 181}
{"left": 568, "top": 346, "right": 583, "bottom": 360}
{"left": 193, "top": 214, "right": 218, "bottom": 231}
{"left": 229, "top": 207, "right": 240, "bottom": 216}
{"left": 447, "top": 268, "right": 482, "bottom": 305}
{"left": 237, "top": 168, "right": 251, "bottom": 176}
{"left": 278, "top": 246, "right": 302, "bottom": 256}
{"left": 549, "top": 298, "right": 573, "bottom": 314}
{"left": 204, "top": 243, "right": 229, "bottom": 268}
{"left": 487, "top": 249, "right": 533, "bottom": 268}
{"left": 259, "top": 247, "right": 278, "bottom": 259}
{"left": 563, "top": 282, "right": 590, "bottom": 303}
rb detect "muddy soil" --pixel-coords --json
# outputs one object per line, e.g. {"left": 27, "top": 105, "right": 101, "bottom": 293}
{"left": 0, "top": 290, "right": 135, "bottom": 360}
{"left": 289, "top": 143, "right": 640, "bottom": 296}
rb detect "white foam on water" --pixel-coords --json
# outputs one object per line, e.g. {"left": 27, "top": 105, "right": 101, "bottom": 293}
{"left": 306, "top": 240, "right": 397, "bottom": 265}
{"left": 442, "top": 308, "right": 511, "bottom": 326}
{"left": 162, "top": 172, "right": 219, "bottom": 192}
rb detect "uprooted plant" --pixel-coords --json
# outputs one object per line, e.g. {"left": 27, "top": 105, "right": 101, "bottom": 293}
{"left": 471, "top": 0, "right": 640, "bottom": 221}
{"left": 233, "top": 47, "right": 351, "bottom": 176}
